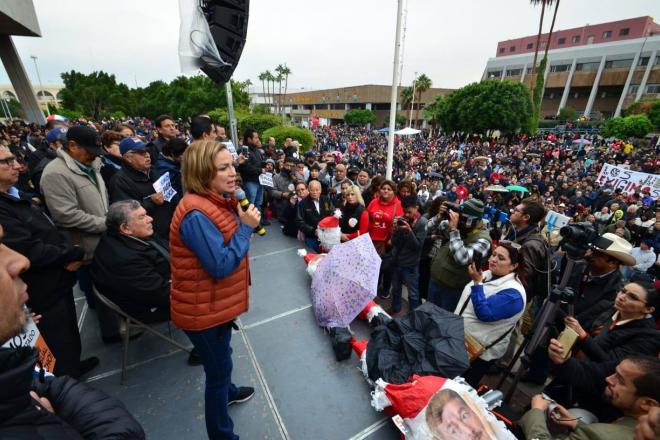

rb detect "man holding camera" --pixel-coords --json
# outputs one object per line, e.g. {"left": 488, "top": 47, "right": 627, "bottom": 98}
{"left": 428, "top": 199, "right": 492, "bottom": 312}
{"left": 388, "top": 195, "right": 428, "bottom": 314}
{"left": 237, "top": 128, "right": 266, "bottom": 226}
{"left": 269, "top": 156, "right": 296, "bottom": 221}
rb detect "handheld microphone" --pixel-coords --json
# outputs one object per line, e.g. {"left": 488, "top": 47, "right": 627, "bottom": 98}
{"left": 235, "top": 188, "right": 266, "bottom": 236}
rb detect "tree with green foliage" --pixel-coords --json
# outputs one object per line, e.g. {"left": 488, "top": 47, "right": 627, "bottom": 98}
{"left": 59, "top": 70, "right": 123, "bottom": 119}
{"left": 423, "top": 94, "right": 449, "bottom": 132}
{"left": 262, "top": 126, "right": 314, "bottom": 151}
{"left": 558, "top": 106, "right": 577, "bottom": 121}
{"left": 207, "top": 109, "right": 281, "bottom": 135}
{"left": 344, "top": 109, "right": 376, "bottom": 126}
{"left": 3, "top": 99, "right": 24, "bottom": 119}
{"left": 436, "top": 80, "right": 532, "bottom": 134}
{"left": 413, "top": 74, "right": 432, "bottom": 128}
{"left": 625, "top": 98, "right": 660, "bottom": 128}
{"left": 602, "top": 114, "right": 653, "bottom": 140}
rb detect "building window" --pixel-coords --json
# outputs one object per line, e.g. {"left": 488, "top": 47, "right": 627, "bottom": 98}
{"left": 506, "top": 68, "right": 522, "bottom": 76}
{"left": 605, "top": 59, "right": 633, "bottom": 69}
{"left": 646, "top": 84, "right": 660, "bottom": 94}
{"left": 558, "top": 37, "right": 566, "bottom": 45}
{"left": 600, "top": 91, "right": 607, "bottom": 98}
{"left": 575, "top": 62, "right": 601, "bottom": 71}
{"left": 573, "top": 92, "right": 579, "bottom": 99}
{"left": 509, "top": 46, "right": 516, "bottom": 52}
{"left": 550, "top": 64, "right": 570, "bottom": 72}
{"left": 602, "top": 30, "right": 612, "bottom": 39}
{"left": 586, "top": 35, "right": 594, "bottom": 44}
{"left": 539, "top": 41, "right": 546, "bottom": 49}
{"left": 572, "top": 35, "right": 580, "bottom": 43}
{"left": 639, "top": 57, "right": 649, "bottom": 66}
{"left": 499, "top": 47, "right": 505, "bottom": 54}
{"left": 628, "top": 85, "right": 638, "bottom": 95}
{"left": 487, "top": 70, "right": 502, "bottom": 78}
{"left": 526, "top": 42, "right": 533, "bottom": 49}
{"left": 619, "top": 28, "right": 630, "bottom": 36}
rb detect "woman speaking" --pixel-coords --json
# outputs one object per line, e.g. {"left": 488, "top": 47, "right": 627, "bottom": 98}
{"left": 456, "top": 241, "right": 527, "bottom": 388}
{"left": 170, "top": 140, "right": 260, "bottom": 440}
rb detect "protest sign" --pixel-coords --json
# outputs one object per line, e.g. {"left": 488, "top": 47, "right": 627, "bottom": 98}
{"left": 222, "top": 141, "right": 238, "bottom": 160}
{"left": 596, "top": 164, "right": 660, "bottom": 198}
{"left": 153, "top": 172, "right": 177, "bottom": 202}
{"left": 3, "top": 315, "right": 56, "bottom": 372}
{"left": 259, "top": 172, "right": 274, "bottom": 188}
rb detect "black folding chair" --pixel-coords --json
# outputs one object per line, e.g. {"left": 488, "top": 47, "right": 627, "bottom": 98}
{"left": 93, "top": 288, "right": 192, "bottom": 384}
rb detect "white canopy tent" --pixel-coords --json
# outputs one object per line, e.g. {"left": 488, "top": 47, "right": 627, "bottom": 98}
{"left": 394, "top": 127, "right": 421, "bottom": 135}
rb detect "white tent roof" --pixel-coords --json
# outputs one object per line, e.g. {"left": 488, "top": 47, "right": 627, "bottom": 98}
{"left": 394, "top": 127, "right": 421, "bottom": 135}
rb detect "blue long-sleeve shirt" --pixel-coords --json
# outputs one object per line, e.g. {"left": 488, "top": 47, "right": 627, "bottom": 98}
{"left": 179, "top": 210, "right": 253, "bottom": 279}
{"left": 469, "top": 284, "right": 524, "bottom": 322}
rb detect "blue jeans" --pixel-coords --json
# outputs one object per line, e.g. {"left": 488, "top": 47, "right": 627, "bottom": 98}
{"left": 427, "top": 280, "right": 463, "bottom": 313}
{"left": 243, "top": 181, "right": 263, "bottom": 213}
{"left": 185, "top": 324, "right": 240, "bottom": 440}
{"left": 390, "top": 265, "right": 420, "bottom": 312}
{"left": 306, "top": 237, "right": 321, "bottom": 253}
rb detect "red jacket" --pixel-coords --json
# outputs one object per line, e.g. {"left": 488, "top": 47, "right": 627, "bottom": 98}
{"left": 367, "top": 196, "right": 403, "bottom": 242}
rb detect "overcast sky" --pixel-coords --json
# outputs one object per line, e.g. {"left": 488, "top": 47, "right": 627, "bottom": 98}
{"left": 1, "top": 0, "right": 659, "bottom": 91}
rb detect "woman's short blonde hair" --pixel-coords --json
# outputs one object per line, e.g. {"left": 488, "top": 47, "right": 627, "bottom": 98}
{"left": 182, "top": 140, "right": 227, "bottom": 195}
{"left": 346, "top": 184, "right": 365, "bottom": 207}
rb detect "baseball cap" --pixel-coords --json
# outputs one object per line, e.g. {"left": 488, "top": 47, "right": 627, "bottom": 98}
{"left": 304, "top": 151, "right": 316, "bottom": 158}
{"left": 66, "top": 125, "right": 103, "bottom": 156}
{"left": 119, "top": 137, "right": 148, "bottom": 155}
{"left": 46, "top": 127, "right": 67, "bottom": 144}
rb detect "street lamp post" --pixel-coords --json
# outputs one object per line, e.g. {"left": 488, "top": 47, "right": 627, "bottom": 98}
{"left": 386, "top": 0, "right": 404, "bottom": 181}
{"left": 30, "top": 55, "right": 50, "bottom": 116}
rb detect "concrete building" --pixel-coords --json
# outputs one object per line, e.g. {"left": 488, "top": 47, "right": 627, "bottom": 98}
{"left": 284, "top": 84, "right": 453, "bottom": 127}
{"left": 484, "top": 16, "right": 660, "bottom": 118}
{"left": 1, "top": 83, "right": 63, "bottom": 110}
{"left": 0, "top": 0, "right": 46, "bottom": 124}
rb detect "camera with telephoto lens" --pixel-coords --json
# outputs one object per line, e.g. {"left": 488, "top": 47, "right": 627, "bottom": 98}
{"left": 559, "top": 222, "right": 598, "bottom": 259}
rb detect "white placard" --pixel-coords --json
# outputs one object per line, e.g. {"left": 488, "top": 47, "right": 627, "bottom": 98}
{"left": 545, "top": 210, "right": 570, "bottom": 232}
{"left": 596, "top": 164, "right": 660, "bottom": 198}
{"left": 3, "top": 316, "right": 56, "bottom": 372}
{"left": 258, "top": 172, "right": 274, "bottom": 188}
{"left": 153, "top": 172, "right": 177, "bottom": 202}
{"left": 222, "top": 141, "right": 237, "bottom": 160}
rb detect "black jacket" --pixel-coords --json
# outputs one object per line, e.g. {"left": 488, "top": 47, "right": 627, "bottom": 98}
{"left": 237, "top": 145, "right": 264, "bottom": 182}
{"left": 560, "top": 270, "right": 623, "bottom": 331}
{"left": 91, "top": 231, "right": 170, "bottom": 318}
{"left": 99, "top": 154, "right": 123, "bottom": 185}
{"left": 0, "top": 347, "right": 145, "bottom": 439}
{"left": 27, "top": 146, "right": 56, "bottom": 195}
{"left": 580, "top": 314, "right": 660, "bottom": 362}
{"left": 391, "top": 215, "right": 428, "bottom": 268}
{"left": 295, "top": 196, "right": 334, "bottom": 239}
{"left": 107, "top": 163, "right": 174, "bottom": 241}
{"left": 0, "top": 192, "right": 83, "bottom": 311}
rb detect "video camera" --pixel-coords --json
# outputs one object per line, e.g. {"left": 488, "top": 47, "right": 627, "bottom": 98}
{"left": 559, "top": 222, "right": 598, "bottom": 259}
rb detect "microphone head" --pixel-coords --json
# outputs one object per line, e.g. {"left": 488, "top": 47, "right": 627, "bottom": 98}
{"left": 234, "top": 188, "right": 247, "bottom": 201}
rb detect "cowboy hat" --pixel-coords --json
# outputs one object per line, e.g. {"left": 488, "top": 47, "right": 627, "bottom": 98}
{"left": 591, "top": 233, "right": 636, "bottom": 266}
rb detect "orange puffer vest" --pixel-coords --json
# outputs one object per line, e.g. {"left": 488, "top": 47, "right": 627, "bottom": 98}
{"left": 169, "top": 192, "right": 249, "bottom": 331}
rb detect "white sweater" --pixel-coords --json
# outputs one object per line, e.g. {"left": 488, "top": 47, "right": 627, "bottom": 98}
{"left": 454, "top": 271, "right": 526, "bottom": 362}
{"left": 631, "top": 248, "right": 656, "bottom": 272}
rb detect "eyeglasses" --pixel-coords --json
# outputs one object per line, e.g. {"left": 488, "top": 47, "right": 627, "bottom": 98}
{"left": 0, "top": 156, "right": 17, "bottom": 166}
{"left": 498, "top": 240, "right": 522, "bottom": 250}
{"left": 618, "top": 287, "right": 647, "bottom": 305}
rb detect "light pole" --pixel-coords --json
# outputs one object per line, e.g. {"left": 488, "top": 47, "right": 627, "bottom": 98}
{"left": 409, "top": 71, "right": 417, "bottom": 128}
{"left": 30, "top": 55, "right": 50, "bottom": 116}
{"left": 386, "top": 0, "right": 404, "bottom": 180}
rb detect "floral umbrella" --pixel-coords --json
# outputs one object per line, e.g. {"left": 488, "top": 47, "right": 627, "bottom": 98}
{"left": 310, "top": 234, "right": 381, "bottom": 328}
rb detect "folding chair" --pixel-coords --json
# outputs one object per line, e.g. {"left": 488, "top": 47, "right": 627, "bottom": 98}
{"left": 93, "top": 288, "right": 192, "bottom": 384}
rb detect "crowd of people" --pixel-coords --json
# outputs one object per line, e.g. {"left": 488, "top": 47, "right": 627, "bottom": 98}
{"left": 0, "top": 113, "right": 659, "bottom": 439}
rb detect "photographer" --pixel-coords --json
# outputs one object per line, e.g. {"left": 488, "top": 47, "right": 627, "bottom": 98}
{"left": 281, "top": 180, "right": 308, "bottom": 237}
{"left": 387, "top": 195, "right": 428, "bottom": 314}
{"left": 269, "top": 156, "right": 296, "bottom": 221}
{"left": 428, "top": 199, "right": 492, "bottom": 312}
{"left": 237, "top": 128, "right": 265, "bottom": 222}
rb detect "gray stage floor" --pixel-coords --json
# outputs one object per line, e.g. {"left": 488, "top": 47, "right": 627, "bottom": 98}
{"left": 75, "top": 224, "right": 401, "bottom": 440}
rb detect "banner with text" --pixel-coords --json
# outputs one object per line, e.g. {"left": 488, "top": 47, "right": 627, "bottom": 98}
{"left": 596, "top": 164, "right": 660, "bottom": 198}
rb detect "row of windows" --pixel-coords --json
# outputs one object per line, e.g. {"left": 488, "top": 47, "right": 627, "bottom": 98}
{"left": 493, "top": 55, "right": 659, "bottom": 77}
{"left": 499, "top": 27, "right": 631, "bottom": 54}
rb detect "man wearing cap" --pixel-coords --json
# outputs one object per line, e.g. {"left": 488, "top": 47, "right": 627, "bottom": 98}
{"left": 28, "top": 127, "right": 67, "bottom": 195}
{"left": 429, "top": 199, "right": 492, "bottom": 312}
{"left": 107, "top": 137, "right": 170, "bottom": 241}
{"left": 40, "top": 125, "right": 109, "bottom": 308}
{"left": 558, "top": 233, "right": 634, "bottom": 331}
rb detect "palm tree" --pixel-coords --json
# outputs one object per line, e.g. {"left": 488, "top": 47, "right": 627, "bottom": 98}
{"left": 264, "top": 70, "right": 275, "bottom": 111}
{"left": 542, "top": 0, "right": 560, "bottom": 63}
{"left": 279, "top": 64, "right": 292, "bottom": 117}
{"left": 275, "top": 64, "right": 286, "bottom": 115}
{"left": 400, "top": 86, "right": 414, "bottom": 123}
{"left": 414, "top": 74, "right": 432, "bottom": 128}
{"left": 529, "top": 0, "right": 556, "bottom": 94}
{"left": 258, "top": 71, "right": 268, "bottom": 108}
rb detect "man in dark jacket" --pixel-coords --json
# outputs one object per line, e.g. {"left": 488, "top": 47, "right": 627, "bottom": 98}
{"left": 0, "top": 233, "right": 145, "bottom": 439}
{"left": 296, "top": 180, "right": 334, "bottom": 252}
{"left": 0, "top": 145, "right": 97, "bottom": 378}
{"left": 237, "top": 128, "right": 266, "bottom": 222}
{"left": 108, "top": 136, "right": 174, "bottom": 241}
{"left": 388, "top": 195, "right": 428, "bottom": 314}
{"left": 27, "top": 127, "right": 65, "bottom": 195}
{"left": 145, "top": 114, "right": 177, "bottom": 166}
{"left": 91, "top": 200, "right": 170, "bottom": 323}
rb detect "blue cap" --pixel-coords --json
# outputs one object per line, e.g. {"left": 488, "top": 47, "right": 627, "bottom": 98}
{"left": 46, "top": 127, "right": 67, "bottom": 144}
{"left": 119, "top": 137, "right": 147, "bottom": 155}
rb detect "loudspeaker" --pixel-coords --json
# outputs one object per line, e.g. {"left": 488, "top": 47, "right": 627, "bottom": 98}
{"left": 201, "top": 0, "right": 249, "bottom": 84}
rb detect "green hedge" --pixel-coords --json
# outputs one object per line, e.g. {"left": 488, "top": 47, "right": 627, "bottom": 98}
{"left": 207, "top": 110, "right": 283, "bottom": 137}
{"left": 262, "top": 126, "right": 315, "bottom": 152}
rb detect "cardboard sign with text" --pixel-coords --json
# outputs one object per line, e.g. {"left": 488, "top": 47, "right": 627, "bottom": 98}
{"left": 2, "top": 318, "right": 56, "bottom": 372}
{"left": 597, "top": 164, "right": 660, "bottom": 198}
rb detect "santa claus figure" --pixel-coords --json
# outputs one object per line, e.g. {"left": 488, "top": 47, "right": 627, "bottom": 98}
{"left": 316, "top": 210, "right": 342, "bottom": 252}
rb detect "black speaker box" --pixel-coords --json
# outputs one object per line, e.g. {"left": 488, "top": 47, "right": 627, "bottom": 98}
{"left": 202, "top": 0, "right": 249, "bottom": 83}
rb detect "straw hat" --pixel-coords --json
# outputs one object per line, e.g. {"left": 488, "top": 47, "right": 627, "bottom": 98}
{"left": 591, "top": 233, "right": 636, "bottom": 266}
